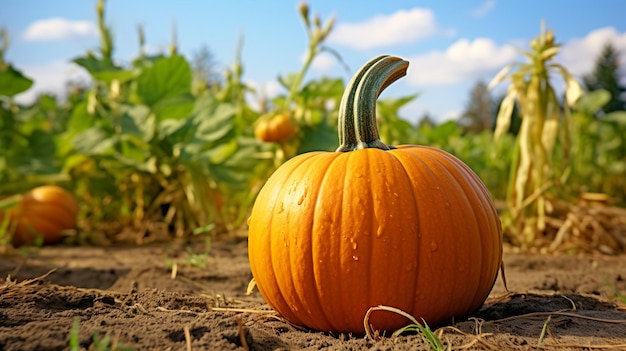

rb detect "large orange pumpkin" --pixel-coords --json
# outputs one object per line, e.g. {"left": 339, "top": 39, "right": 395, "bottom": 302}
{"left": 247, "top": 55, "right": 502, "bottom": 334}
{"left": 10, "top": 185, "right": 79, "bottom": 245}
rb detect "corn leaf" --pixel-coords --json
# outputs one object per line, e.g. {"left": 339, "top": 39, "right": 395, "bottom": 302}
{"left": 494, "top": 92, "right": 516, "bottom": 142}
{"left": 515, "top": 119, "right": 533, "bottom": 208}
{"left": 488, "top": 64, "right": 513, "bottom": 90}
{"left": 540, "top": 46, "right": 560, "bottom": 61}
{"left": 541, "top": 88, "right": 560, "bottom": 161}
{"left": 550, "top": 63, "right": 583, "bottom": 105}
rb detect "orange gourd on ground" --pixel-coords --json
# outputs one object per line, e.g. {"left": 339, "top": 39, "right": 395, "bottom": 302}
{"left": 247, "top": 55, "right": 503, "bottom": 334}
{"left": 9, "top": 185, "right": 78, "bottom": 245}
{"left": 254, "top": 113, "right": 297, "bottom": 142}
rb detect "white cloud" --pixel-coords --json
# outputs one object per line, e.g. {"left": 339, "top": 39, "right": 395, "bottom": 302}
{"left": 558, "top": 27, "right": 626, "bottom": 77}
{"left": 311, "top": 52, "right": 337, "bottom": 73}
{"left": 406, "top": 37, "right": 517, "bottom": 85}
{"left": 472, "top": 0, "right": 496, "bottom": 18}
{"left": 442, "top": 109, "right": 463, "bottom": 121}
{"left": 23, "top": 18, "right": 97, "bottom": 41}
{"left": 328, "top": 8, "right": 441, "bottom": 50}
{"left": 15, "top": 61, "right": 91, "bottom": 104}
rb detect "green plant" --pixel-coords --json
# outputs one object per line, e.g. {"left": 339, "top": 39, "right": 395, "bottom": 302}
{"left": 537, "top": 315, "right": 551, "bottom": 345}
{"left": 604, "top": 277, "right": 626, "bottom": 304}
{"left": 569, "top": 90, "right": 626, "bottom": 204}
{"left": 1, "top": 28, "right": 73, "bottom": 194}
{"left": 364, "top": 306, "right": 448, "bottom": 351}
{"left": 489, "top": 22, "right": 583, "bottom": 246}
{"left": 59, "top": 0, "right": 274, "bottom": 240}
{"left": 248, "top": 55, "right": 502, "bottom": 333}
{"left": 69, "top": 318, "right": 134, "bottom": 351}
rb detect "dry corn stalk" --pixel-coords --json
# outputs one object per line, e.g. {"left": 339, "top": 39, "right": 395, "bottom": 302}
{"left": 489, "top": 22, "right": 583, "bottom": 247}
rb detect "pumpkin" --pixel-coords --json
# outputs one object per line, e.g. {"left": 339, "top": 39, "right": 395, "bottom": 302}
{"left": 10, "top": 185, "right": 79, "bottom": 245}
{"left": 247, "top": 55, "right": 502, "bottom": 334}
{"left": 254, "top": 113, "right": 297, "bottom": 142}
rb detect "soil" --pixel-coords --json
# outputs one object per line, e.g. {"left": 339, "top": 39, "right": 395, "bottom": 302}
{"left": 1, "top": 237, "right": 626, "bottom": 351}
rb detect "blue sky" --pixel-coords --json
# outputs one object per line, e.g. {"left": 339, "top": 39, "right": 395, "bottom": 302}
{"left": 2, "top": 0, "right": 626, "bottom": 123}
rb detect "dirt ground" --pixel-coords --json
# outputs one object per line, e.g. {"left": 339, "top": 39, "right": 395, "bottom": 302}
{"left": 1, "top": 237, "right": 625, "bottom": 351}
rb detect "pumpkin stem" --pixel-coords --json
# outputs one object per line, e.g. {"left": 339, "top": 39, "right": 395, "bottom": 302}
{"left": 336, "top": 55, "right": 409, "bottom": 152}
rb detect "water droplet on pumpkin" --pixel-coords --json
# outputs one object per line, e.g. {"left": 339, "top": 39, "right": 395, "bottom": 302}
{"left": 376, "top": 227, "right": 384, "bottom": 237}
{"left": 277, "top": 202, "right": 284, "bottom": 213}
{"left": 351, "top": 240, "right": 358, "bottom": 250}
{"left": 352, "top": 255, "right": 359, "bottom": 261}
{"left": 298, "top": 187, "right": 308, "bottom": 205}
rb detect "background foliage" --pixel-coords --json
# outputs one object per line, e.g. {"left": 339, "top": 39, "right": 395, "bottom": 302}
{"left": 1, "top": 1, "right": 624, "bottom": 248}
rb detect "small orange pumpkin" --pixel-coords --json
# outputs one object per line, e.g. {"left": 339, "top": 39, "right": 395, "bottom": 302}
{"left": 10, "top": 185, "right": 79, "bottom": 245}
{"left": 254, "top": 113, "right": 297, "bottom": 142}
{"left": 247, "top": 55, "right": 502, "bottom": 334}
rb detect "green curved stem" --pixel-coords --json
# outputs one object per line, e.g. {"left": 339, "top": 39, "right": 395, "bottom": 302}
{"left": 336, "top": 55, "right": 409, "bottom": 152}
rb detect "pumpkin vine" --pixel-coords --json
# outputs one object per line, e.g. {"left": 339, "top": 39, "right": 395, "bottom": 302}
{"left": 336, "top": 55, "right": 409, "bottom": 152}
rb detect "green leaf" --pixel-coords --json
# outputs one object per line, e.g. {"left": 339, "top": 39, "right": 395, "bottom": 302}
{"left": 72, "top": 126, "right": 116, "bottom": 155}
{"left": 575, "top": 89, "right": 611, "bottom": 114}
{"left": 136, "top": 55, "right": 192, "bottom": 106}
{"left": 298, "top": 120, "right": 337, "bottom": 153}
{"left": 154, "top": 94, "right": 195, "bottom": 121}
{"left": 0, "top": 64, "right": 33, "bottom": 97}
{"left": 277, "top": 73, "right": 299, "bottom": 90}
{"left": 121, "top": 105, "right": 154, "bottom": 142}
{"left": 73, "top": 56, "right": 132, "bottom": 84}
{"left": 603, "top": 111, "right": 626, "bottom": 126}
{"left": 204, "top": 138, "right": 239, "bottom": 164}
{"left": 301, "top": 77, "right": 344, "bottom": 99}
{"left": 193, "top": 103, "right": 236, "bottom": 143}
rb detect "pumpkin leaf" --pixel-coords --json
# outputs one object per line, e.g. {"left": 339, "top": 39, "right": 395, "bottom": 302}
{"left": 136, "top": 55, "right": 192, "bottom": 107}
{"left": 72, "top": 56, "right": 132, "bottom": 84}
{"left": 72, "top": 126, "right": 117, "bottom": 155}
{"left": 121, "top": 105, "right": 154, "bottom": 142}
{"left": 153, "top": 94, "right": 195, "bottom": 122}
{"left": 0, "top": 64, "right": 33, "bottom": 97}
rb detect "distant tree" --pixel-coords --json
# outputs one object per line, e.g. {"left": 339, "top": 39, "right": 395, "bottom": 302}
{"left": 416, "top": 112, "right": 437, "bottom": 129}
{"left": 459, "top": 80, "right": 494, "bottom": 133}
{"left": 583, "top": 42, "right": 626, "bottom": 113}
{"left": 191, "top": 45, "right": 221, "bottom": 91}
